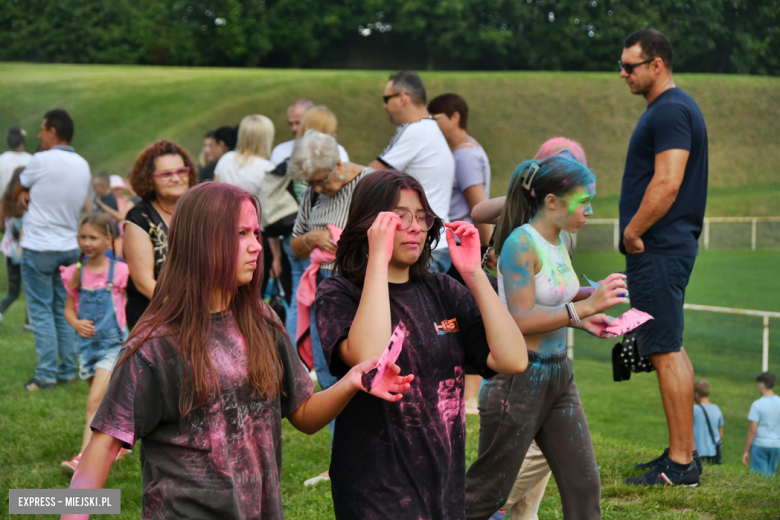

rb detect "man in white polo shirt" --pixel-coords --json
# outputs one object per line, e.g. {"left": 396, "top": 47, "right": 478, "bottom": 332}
{"left": 14, "top": 109, "right": 91, "bottom": 391}
{"left": 369, "top": 71, "right": 455, "bottom": 273}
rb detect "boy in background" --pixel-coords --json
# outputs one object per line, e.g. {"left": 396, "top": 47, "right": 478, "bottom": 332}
{"left": 743, "top": 371, "right": 780, "bottom": 476}
{"left": 91, "top": 172, "right": 117, "bottom": 213}
{"left": 693, "top": 379, "right": 723, "bottom": 464}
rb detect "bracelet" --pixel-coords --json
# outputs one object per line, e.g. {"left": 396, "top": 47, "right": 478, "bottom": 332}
{"left": 566, "top": 302, "right": 581, "bottom": 325}
{"left": 302, "top": 233, "right": 312, "bottom": 251}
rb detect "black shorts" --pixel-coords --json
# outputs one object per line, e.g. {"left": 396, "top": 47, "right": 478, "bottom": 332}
{"left": 626, "top": 252, "right": 695, "bottom": 357}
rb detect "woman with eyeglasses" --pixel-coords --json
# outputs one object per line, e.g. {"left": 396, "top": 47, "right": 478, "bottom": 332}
{"left": 286, "top": 129, "right": 372, "bottom": 484}
{"left": 123, "top": 140, "right": 198, "bottom": 330}
{"left": 314, "top": 169, "right": 528, "bottom": 519}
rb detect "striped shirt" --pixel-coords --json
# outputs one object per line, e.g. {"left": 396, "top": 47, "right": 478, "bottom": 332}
{"left": 292, "top": 168, "right": 374, "bottom": 271}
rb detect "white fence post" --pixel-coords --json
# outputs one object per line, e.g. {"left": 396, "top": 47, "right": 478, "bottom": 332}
{"left": 752, "top": 218, "right": 757, "bottom": 251}
{"left": 613, "top": 221, "right": 619, "bottom": 252}
{"left": 704, "top": 219, "right": 710, "bottom": 250}
{"left": 764, "top": 316, "right": 770, "bottom": 373}
{"left": 567, "top": 327, "right": 575, "bottom": 360}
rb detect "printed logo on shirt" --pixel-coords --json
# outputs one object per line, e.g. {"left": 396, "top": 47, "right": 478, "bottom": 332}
{"left": 434, "top": 318, "right": 459, "bottom": 335}
{"left": 556, "top": 263, "right": 572, "bottom": 275}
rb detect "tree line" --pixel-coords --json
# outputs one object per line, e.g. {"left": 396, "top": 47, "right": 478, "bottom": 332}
{"left": 2, "top": 0, "right": 777, "bottom": 74}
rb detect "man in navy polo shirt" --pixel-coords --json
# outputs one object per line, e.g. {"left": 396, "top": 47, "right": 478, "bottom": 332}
{"left": 618, "top": 29, "right": 708, "bottom": 487}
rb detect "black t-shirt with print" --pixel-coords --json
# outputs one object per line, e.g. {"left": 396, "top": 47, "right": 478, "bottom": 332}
{"left": 315, "top": 273, "right": 497, "bottom": 520}
{"left": 123, "top": 199, "right": 169, "bottom": 329}
{"left": 92, "top": 310, "right": 314, "bottom": 520}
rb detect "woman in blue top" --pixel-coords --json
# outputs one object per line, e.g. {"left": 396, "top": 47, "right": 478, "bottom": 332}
{"left": 465, "top": 153, "right": 627, "bottom": 520}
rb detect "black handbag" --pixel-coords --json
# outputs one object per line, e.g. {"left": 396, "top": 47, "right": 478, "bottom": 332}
{"left": 263, "top": 276, "right": 288, "bottom": 324}
{"left": 696, "top": 398, "right": 723, "bottom": 464}
{"left": 612, "top": 331, "right": 655, "bottom": 382}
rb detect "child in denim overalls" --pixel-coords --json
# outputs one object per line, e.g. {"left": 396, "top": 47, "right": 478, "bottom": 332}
{"left": 59, "top": 213, "right": 130, "bottom": 475}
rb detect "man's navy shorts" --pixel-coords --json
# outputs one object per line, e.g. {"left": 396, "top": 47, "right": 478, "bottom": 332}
{"left": 625, "top": 252, "right": 696, "bottom": 357}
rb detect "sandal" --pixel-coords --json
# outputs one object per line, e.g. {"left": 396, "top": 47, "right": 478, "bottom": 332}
{"left": 23, "top": 377, "right": 56, "bottom": 391}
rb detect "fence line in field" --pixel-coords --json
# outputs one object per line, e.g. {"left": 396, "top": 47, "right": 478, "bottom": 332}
{"left": 571, "top": 216, "right": 780, "bottom": 252}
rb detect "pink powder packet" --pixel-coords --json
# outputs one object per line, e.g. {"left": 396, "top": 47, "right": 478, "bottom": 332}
{"left": 361, "top": 322, "right": 409, "bottom": 391}
{"left": 599, "top": 308, "right": 653, "bottom": 338}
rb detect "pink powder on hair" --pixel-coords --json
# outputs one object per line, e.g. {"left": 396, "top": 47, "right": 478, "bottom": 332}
{"left": 534, "top": 137, "right": 588, "bottom": 165}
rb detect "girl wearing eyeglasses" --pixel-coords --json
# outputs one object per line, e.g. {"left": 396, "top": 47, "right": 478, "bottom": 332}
{"left": 314, "top": 169, "right": 528, "bottom": 519}
{"left": 123, "top": 140, "right": 197, "bottom": 330}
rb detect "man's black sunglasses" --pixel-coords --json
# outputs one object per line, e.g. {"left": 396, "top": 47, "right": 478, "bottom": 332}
{"left": 383, "top": 92, "right": 402, "bottom": 104}
{"left": 618, "top": 58, "right": 655, "bottom": 74}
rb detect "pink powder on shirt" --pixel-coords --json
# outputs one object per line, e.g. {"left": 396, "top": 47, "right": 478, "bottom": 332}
{"left": 60, "top": 262, "right": 130, "bottom": 330}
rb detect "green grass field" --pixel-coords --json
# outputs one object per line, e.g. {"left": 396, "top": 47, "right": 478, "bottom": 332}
{"left": 1, "top": 63, "right": 779, "bottom": 218}
{"left": 1, "top": 250, "right": 778, "bottom": 519}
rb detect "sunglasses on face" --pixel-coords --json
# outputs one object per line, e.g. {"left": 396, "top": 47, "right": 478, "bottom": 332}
{"left": 394, "top": 209, "right": 436, "bottom": 232}
{"left": 383, "top": 92, "right": 402, "bottom": 104}
{"left": 152, "top": 166, "right": 190, "bottom": 181}
{"left": 618, "top": 58, "right": 655, "bottom": 74}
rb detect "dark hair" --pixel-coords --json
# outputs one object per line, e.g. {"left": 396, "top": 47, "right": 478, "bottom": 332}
{"left": 214, "top": 125, "right": 238, "bottom": 151}
{"left": 43, "top": 108, "right": 75, "bottom": 143}
{"left": 494, "top": 153, "right": 595, "bottom": 255}
{"left": 7, "top": 126, "right": 26, "bottom": 149}
{"left": 92, "top": 171, "right": 110, "bottom": 186}
{"left": 118, "top": 183, "right": 284, "bottom": 415}
{"left": 335, "top": 170, "right": 443, "bottom": 285}
{"left": 389, "top": 71, "right": 427, "bottom": 106}
{"left": 427, "top": 93, "right": 469, "bottom": 130}
{"left": 1, "top": 166, "right": 26, "bottom": 220}
{"left": 204, "top": 130, "right": 215, "bottom": 139}
{"left": 624, "top": 29, "right": 674, "bottom": 70}
{"left": 757, "top": 371, "right": 776, "bottom": 389}
{"left": 130, "top": 140, "right": 198, "bottom": 200}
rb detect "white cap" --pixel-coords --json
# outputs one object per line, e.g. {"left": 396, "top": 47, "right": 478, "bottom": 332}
{"left": 109, "top": 175, "right": 126, "bottom": 189}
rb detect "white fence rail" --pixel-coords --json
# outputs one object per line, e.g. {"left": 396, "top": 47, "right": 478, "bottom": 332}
{"left": 571, "top": 216, "right": 780, "bottom": 252}
{"left": 567, "top": 304, "right": 780, "bottom": 373}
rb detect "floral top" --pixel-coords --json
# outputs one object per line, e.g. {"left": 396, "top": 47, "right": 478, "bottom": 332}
{"left": 123, "top": 199, "right": 168, "bottom": 329}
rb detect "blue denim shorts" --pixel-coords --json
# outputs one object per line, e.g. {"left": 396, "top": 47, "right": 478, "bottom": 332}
{"left": 77, "top": 337, "right": 123, "bottom": 380}
{"left": 626, "top": 252, "right": 695, "bottom": 357}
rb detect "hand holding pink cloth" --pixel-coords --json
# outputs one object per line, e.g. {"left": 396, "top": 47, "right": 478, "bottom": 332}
{"left": 296, "top": 224, "right": 342, "bottom": 370}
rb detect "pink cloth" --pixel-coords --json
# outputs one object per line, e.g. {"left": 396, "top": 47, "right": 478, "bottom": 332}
{"left": 296, "top": 224, "right": 342, "bottom": 370}
{"left": 599, "top": 308, "right": 653, "bottom": 338}
{"left": 60, "top": 261, "right": 130, "bottom": 329}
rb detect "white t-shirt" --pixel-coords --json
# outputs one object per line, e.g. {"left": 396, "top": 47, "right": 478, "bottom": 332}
{"left": 215, "top": 151, "right": 274, "bottom": 202}
{"left": 378, "top": 118, "right": 454, "bottom": 250}
{"left": 19, "top": 146, "right": 91, "bottom": 252}
{"left": 0, "top": 151, "right": 32, "bottom": 194}
{"left": 270, "top": 139, "right": 350, "bottom": 166}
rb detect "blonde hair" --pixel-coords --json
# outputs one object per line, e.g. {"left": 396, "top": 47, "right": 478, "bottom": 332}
{"left": 235, "top": 115, "right": 274, "bottom": 165}
{"left": 68, "top": 213, "right": 116, "bottom": 291}
{"left": 296, "top": 106, "right": 338, "bottom": 138}
{"left": 694, "top": 379, "right": 711, "bottom": 398}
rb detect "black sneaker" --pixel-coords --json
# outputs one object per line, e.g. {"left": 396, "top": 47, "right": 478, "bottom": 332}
{"left": 635, "top": 448, "right": 669, "bottom": 470}
{"left": 625, "top": 459, "right": 700, "bottom": 487}
{"left": 692, "top": 450, "right": 703, "bottom": 477}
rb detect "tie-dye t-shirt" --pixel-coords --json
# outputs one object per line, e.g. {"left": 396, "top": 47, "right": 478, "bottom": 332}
{"left": 315, "top": 273, "right": 497, "bottom": 520}
{"left": 91, "top": 310, "right": 314, "bottom": 520}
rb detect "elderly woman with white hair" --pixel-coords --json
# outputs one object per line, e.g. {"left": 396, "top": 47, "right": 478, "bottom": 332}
{"left": 289, "top": 129, "right": 372, "bottom": 484}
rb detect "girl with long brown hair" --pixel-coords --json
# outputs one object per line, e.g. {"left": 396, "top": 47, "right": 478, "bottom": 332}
{"left": 314, "top": 170, "right": 528, "bottom": 519}
{"left": 64, "top": 182, "right": 412, "bottom": 520}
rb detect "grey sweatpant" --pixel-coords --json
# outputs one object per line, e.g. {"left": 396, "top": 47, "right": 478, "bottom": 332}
{"left": 465, "top": 351, "right": 601, "bottom": 520}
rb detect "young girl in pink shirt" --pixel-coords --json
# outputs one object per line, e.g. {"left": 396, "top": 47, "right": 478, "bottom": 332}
{"left": 59, "top": 213, "right": 129, "bottom": 475}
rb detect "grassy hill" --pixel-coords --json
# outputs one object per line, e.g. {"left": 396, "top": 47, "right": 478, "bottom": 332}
{"left": 1, "top": 63, "right": 779, "bottom": 218}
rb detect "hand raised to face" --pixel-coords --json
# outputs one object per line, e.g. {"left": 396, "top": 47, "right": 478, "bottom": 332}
{"left": 446, "top": 221, "right": 482, "bottom": 279}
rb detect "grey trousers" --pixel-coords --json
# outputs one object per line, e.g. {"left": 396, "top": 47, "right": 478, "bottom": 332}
{"left": 465, "top": 351, "right": 601, "bottom": 520}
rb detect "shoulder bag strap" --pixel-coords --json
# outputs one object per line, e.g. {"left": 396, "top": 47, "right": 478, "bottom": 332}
{"left": 696, "top": 400, "right": 718, "bottom": 446}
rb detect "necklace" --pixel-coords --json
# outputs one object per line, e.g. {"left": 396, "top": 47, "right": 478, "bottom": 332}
{"left": 154, "top": 200, "right": 175, "bottom": 215}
